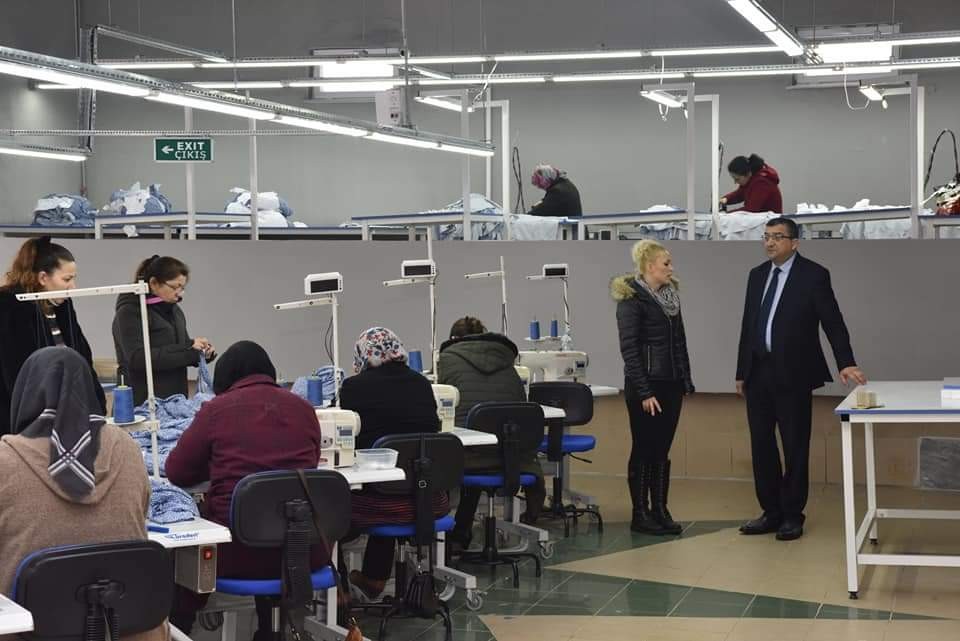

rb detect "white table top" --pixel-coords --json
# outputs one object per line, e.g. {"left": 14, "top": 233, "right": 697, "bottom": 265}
{"left": 449, "top": 427, "right": 499, "bottom": 446}
{"left": 147, "top": 517, "right": 232, "bottom": 549}
{"left": 578, "top": 209, "right": 687, "bottom": 225}
{"left": 0, "top": 594, "right": 33, "bottom": 635}
{"left": 97, "top": 212, "right": 250, "bottom": 225}
{"left": 589, "top": 385, "right": 620, "bottom": 397}
{"left": 335, "top": 466, "right": 406, "bottom": 486}
{"left": 351, "top": 211, "right": 503, "bottom": 224}
{"left": 835, "top": 381, "right": 960, "bottom": 416}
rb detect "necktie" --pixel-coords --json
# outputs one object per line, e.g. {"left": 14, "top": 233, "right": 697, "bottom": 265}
{"left": 756, "top": 267, "right": 781, "bottom": 353}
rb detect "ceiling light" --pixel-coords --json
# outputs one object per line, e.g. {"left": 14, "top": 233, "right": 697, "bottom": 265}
{"left": 815, "top": 42, "right": 893, "bottom": 64}
{"left": 407, "top": 55, "right": 489, "bottom": 65}
{"left": 274, "top": 115, "right": 368, "bottom": 136}
{"left": 494, "top": 50, "right": 648, "bottom": 62}
{"left": 694, "top": 66, "right": 804, "bottom": 77}
{"left": 0, "top": 61, "right": 150, "bottom": 96}
{"left": 726, "top": 0, "right": 804, "bottom": 57}
{"left": 317, "top": 81, "right": 399, "bottom": 92}
{"left": 365, "top": 132, "right": 440, "bottom": 149}
{"left": 145, "top": 91, "right": 276, "bottom": 119}
{"left": 410, "top": 66, "right": 451, "bottom": 79}
{"left": 438, "top": 142, "right": 495, "bottom": 157}
{"left": 99, "top": 61, "right": 197, "bottom": 70}
{"left": 648, "top": 45, "right": 781, "bottom": 56}
{"left": 804, "top": 65, "right": 894, "bottom": 76}
{"left": 415, "top": 96, "right": 474, "bottom": 112}
{"left": 318, "top": 61, "right": 396, "bottom": 78}
{"left": 880, "top": 32, "right": 960, "bottom": 47}
{"left": 640, "top": 89, "right": 684, "bottom": 108}
{"left": 858, "top": 84, "right": 884, "bottom": 101}
{"left": 0, "top": 144, "right": 87, "bottom": 162}
{"left": 554, "top": 72, "right": 685, "bottom": 82}
{"left": 193, "top": 81, "right": 286, "bottom": 89}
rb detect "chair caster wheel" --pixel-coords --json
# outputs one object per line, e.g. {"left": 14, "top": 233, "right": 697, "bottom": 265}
{"left": 465, "top": 590, "right": 483, "bottom": 611}
{"left": 849, "top": 591, "right": 858, "bottom": 600}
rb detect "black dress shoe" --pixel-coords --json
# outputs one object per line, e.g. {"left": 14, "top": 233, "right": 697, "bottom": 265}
{"left": 776, "top": 520, "right": 804, "bottom": 541}
{"left": 739, "top": 514, "right": 782, "bottom": 535}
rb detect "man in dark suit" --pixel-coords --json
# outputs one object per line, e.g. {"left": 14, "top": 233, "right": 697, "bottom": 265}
{"left": 735, "top": 217, "right": 866, "bottom": 541}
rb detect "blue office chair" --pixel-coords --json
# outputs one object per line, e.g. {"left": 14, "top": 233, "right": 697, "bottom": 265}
{"left": 529, "top": 381, "right": 603, "bottom": 536}
{"left": 457, "top": 401, "right": 544, "bottom": 588}
{"left": 355, "top": 432, "right": 464, "bottom": 641}
{"left": 12, "top": 540, "right": 173, "bottom": 641}
{"left": 215, "top": 469, "right": 352, "bottom": 641}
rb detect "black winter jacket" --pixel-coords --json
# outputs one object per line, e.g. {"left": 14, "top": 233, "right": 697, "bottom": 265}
{"left": 0, "top": 289, "right": 106, "bottom": 435}
{"left": 612, "top": 275, "right": 694, "bottom": 400}
{"left": 112, "top": 293, "right": 207, "bottom": 405}
{"left": 528, "top": 177, "right": 583, "bottom": 217}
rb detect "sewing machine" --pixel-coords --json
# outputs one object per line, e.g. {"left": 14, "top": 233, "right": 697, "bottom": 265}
{"left": 517, "top": 350, "right": 589, "bottom": 383}
{"left": 315, "top": 408, "right": 361, "bottom": 467}
{"left": 431, "top": 384, "right": 460, "bottom": 431}
{"left": 515, "top": 365, "right": 531, "bottom": 397}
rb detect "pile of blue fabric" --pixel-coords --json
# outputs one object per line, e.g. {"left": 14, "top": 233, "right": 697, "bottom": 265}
{"left": 291, "top": 366, "right": 342, "bottom": 404}
{"left": 129, "top": 358, "right": 214, "bottom": 477}
{"left": 32, "top": 194, "right": 97, "bottom": 227}
{"left": 149, "top": 478, "right": 200, "bottom": 524}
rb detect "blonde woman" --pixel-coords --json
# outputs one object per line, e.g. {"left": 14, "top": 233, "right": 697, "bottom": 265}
{"left": 611, "top": 240, "right": 694, "bottom": 535}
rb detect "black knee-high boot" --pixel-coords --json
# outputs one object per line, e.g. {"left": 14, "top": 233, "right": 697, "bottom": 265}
{"left": 650, "top": 460, "right": 682, "bottom": 534}
{"left": 629, "top": 463, "right": 666, "bottom": 534}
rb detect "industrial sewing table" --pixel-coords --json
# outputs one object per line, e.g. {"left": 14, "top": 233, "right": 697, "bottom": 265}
{"left": 0, "top": 594, "right": 33, "bottom": 635}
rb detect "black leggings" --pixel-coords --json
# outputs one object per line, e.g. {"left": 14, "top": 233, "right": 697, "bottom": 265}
{"left": 625, "top": 380, "right": 684, "bottom": 470}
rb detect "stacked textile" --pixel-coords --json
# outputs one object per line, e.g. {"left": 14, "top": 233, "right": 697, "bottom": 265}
{"left": 148, "top": 478, "right": 200, "bottom": 524}
{"left": 104, "top": 182, "right": 174, "bottom": 216}
{"left": 32, "top": 194, "right": 97, "bottom": 226}
{"left": 223, "top": 188, "right": 301, "bottom": 228}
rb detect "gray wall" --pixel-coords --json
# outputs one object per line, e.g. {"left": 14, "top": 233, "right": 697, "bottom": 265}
{"left": 2, "top": 237, "right": 958, "bottom": 397}
{"left": 1, "top": 1, "right": 960, "bottom": 223}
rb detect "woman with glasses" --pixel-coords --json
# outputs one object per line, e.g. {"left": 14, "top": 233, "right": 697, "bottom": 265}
{"left": 719, "top": 154, "right": 783, "bottom": 214}
{"left": 113, "top": 255, "right": 216, "bottom": 404}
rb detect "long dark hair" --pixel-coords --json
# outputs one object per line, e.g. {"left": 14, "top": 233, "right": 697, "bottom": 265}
{"left": 133, "top": 255, "right": 190, "bottom": 284}
{"left": 2, "top": 236, "right": 75, "bottom": 293}
{"left": 728, "top": 154, "right": 765, "bottom": 177}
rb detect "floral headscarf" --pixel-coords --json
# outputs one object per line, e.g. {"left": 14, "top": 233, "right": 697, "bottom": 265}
{"left": 353, "top": 327, "right": 408, "bottom": 373}
{"left": 531, "top": 164, "right": 566, "bottom": 190}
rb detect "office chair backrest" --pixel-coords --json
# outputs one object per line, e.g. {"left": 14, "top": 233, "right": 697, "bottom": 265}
{"left": 229, "top": 469, "right": 351, "bottom": 550}
{"left": 529, "top": 381, "right": 594, "bottom": 426}
{"left": 13, "top": 540, "right": 172, "bottom": 641}
{"left": 465, "top": 401, "right": 544, "bottom": 495}
{"left": 371, "top": 432, "right": 465, "bottom": 496}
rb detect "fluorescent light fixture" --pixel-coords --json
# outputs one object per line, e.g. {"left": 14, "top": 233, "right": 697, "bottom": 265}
{"left": 554, "top": 72, "right": 684, "bottom": 82}
{"left": 407, "top": 55, "right": 488, "bottom": 65}
{"left": 494, "top": 50, "right": 647, "bottom": 62}
{"left": 640, "top": 89, "right": 684, "bottom": 108}
{"left": 316, "top": 81, "right": 398, "bottom": 92}
{"left": 648, "top": 45, "right": 781, "bottom": 56}
{"left": 365, "top": 132, "right": 440, "bottom": 149}
{"left": 438, "top": 142, "right": 495, "bottom": 157}
{"left": 858, "top": 84, "right": 884, "bottom": 101}
{"left": 410, "top": 66, "right": 451, "bottom": 79}
{"left": 192, "top": 81, "right": 286, "bottom": 89}
{"left": 203, "top": 60, "right": 321, "bottom": 69}
{"left": 145, "top": 91, "right": 276, "bottom": 120}
{"left": 274, "top": 114, "right": 368, "bottom": 136}
{"left": 0, "top": 61, "right": 150, "bottom": 96}
{"left": 94, "top": 25, "right": 228, "bottom": 63}
{"left": 415, "top": 96, "right": 474, "bottom": 112}
{"left": 419, "top": 76, "right": 546, "bottom": 86}
{"left": 815, "top": 42, "right": 893, "bottom": 64}
{"left": 693, "top": 66, "right": 805, "bottom": 78}
{"left": 318, "top": 60, "right": 396, "bottom": 78}
{"left": 726, "top": 0, "right": 804, "bottom": 57}
{"left": 0, "top": 144, "right": 87, "bottom": 162}
{"left": 99, "top": 61, "right": 197, "bottom": 70}
{"left": 804, "top": 65, "right": 894, "bottom": 76}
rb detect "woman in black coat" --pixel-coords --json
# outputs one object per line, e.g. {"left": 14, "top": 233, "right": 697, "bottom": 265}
{"left": 112, "top": 256, "right": 215, "bottom": 404}
{"left": 528, "top": 164, "right": 582, "bottom": 217}
{"left": 612, "top": 240, "right": 694, "bottom": 536}
{"left": 0, "top": 237, "right": 105, "bottom": 435}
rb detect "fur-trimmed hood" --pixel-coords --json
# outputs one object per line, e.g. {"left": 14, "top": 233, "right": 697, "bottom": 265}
{"left": 610, "top": 274, "right": 644, "bottom": 302}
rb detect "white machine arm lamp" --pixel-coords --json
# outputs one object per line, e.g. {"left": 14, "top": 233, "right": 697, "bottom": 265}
{"left": 526, "top": 263, "right": 571, "bottom": 350}
{"left": 273, "top": 279, "right": 342, "bottom": 407}
{"left": 464, "top": 255, "right": 508, "bottom": 334}
{"left": 382, "top": 259, "right": 439, "bottom": 377}
{"left": 18, "top": 281, "right": 161, "bottom": 478}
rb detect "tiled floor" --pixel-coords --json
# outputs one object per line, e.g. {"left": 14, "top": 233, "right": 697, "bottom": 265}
{"left": 197, "top": 477, "right": 960, "bottom": 641}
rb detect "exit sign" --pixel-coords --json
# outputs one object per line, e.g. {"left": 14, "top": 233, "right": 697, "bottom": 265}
{"left": 154, "top": 138, "right": 213, "bottom": 162}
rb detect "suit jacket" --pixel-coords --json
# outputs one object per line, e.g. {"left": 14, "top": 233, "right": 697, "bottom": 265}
{"left": 735, "top": 253, "right": 856, "bottom": 390}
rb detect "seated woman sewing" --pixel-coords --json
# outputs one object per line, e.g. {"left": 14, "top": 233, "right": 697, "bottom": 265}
{"left": 165, "top": 340, "right": 322, "bottom": 641}
{"left": 338, "top": 327, "right": 446, "bottom": 601}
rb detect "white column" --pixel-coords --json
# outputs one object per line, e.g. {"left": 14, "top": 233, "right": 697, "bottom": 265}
{"left": 461, "top": 89, "right": 472, "bottom": 241}
{"left": 909, "top": 82, "right": 925, "bottom": 238}
{"left": 248, "top": 116, "right": 260, "bottom": 241}
{"left": 685, "top": 85, "right": 697, "bottom": 240}
{"left": 184, "top": 108, "right": 196, "bottom": 240}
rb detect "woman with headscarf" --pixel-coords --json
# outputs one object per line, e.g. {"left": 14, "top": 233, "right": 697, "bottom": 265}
{"left": 0, "top": 348, "right": 165, "bottom": 641}
{"left": 338, "top": 327, "right": 445, "bottom": 601}
{"left": 528, "top": 164, "right": 583, "bottom": 217}
{"left": 0, "top": 236, "right": 106, "bottom": 435}
{"left": 165, "top": 341, "right": 322, "bottom": 640}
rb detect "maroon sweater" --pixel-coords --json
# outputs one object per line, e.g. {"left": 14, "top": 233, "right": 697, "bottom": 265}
{"left": 166, "top": 374, "right": 321, "bottom": 528}
{"left": 723, "top": 164, "right": 783, "bottom": 213}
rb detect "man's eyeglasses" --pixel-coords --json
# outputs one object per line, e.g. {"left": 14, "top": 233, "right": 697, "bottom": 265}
{"left": 762, "top": 233, "right": 795, "bottom": 242}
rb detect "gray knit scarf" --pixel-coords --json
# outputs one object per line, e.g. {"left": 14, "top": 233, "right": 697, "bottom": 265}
{"left": 635, "top": 276, "right": 681, "bottom": 317}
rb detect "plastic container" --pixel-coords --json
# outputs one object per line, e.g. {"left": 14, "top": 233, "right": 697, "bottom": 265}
{"left": 354, "top": 448, "right": 399, "bottom": 470}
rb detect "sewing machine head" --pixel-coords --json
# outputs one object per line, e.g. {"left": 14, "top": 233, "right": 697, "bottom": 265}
{"left": 514, "top": 365, "right": 531, "bottom": 398}
{"left": 315, "top": 408, "right": 361, "bottom": 467}
{"left": 516, "top": 350, "right": 589, "bottom": 383}
{"left": 431, "top": 384, "right": 460, "bottom": 431}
